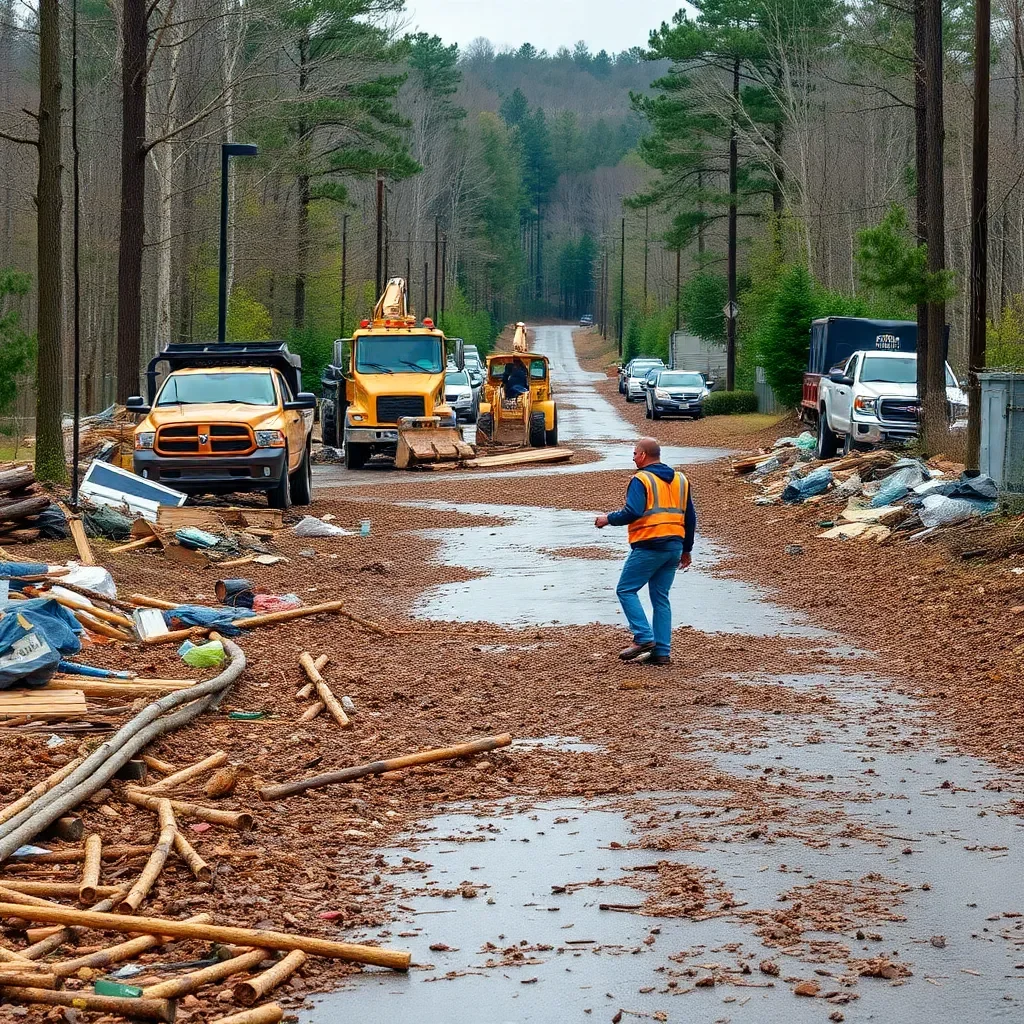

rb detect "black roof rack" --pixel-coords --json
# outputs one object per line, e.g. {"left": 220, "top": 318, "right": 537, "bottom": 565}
{"left": 145, "top": 342, "right": 302, "bottom": 402}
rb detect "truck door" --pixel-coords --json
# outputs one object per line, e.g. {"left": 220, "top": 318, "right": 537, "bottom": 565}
{"left": 276, "top": 372, "right": 305, "bottom": 471}
{"left": 831, "top": 354, "right": 857, "bottom": 431}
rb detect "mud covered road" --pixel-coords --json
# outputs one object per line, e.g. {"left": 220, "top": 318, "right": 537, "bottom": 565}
{"left": 297, "top": 327, "right": 1024, "bottom": 1024}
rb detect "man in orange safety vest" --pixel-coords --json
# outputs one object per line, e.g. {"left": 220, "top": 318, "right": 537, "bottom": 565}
{"left": 595, "top": 437, "right": 696, "bottom": 665}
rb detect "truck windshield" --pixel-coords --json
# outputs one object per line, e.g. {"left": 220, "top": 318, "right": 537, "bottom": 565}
{"left": 356, "top": 336, "right": 443, "bottom": 374}
{"left": 860, "top": 356, "right": 917, "bottom": 384}
{"left": 659, "top": 373, "right": 705, "bottom": 388}
{"left": 156, "top": 372, "right": 276, "bottom": 406}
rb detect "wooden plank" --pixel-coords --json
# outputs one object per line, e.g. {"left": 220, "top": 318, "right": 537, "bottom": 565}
{"left": 155, "top": 506, "right": 283, "bottom": 532}
{"left": 57, "top": 502, "right": 95, "bottom": 566}
{"left": 0, "top": 691, "right": 88, "bottom": 717}
{"left": 460, "top": 447, "right": 573, "bottom": 469}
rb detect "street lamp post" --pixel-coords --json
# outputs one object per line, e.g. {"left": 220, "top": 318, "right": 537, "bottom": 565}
{"left": 218, "top": 143, "right": 258, "bottom": 343}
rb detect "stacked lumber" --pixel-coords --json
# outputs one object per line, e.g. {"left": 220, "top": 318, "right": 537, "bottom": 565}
{"left": 0, "top": 464, "right": 50, "bottom": 544}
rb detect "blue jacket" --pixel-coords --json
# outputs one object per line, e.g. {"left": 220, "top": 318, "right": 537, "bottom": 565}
{"left": 607, "top": 462, "right": 697, "bottom": 553}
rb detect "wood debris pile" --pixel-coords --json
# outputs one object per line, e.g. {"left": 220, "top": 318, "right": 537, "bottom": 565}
{"left": 0, "top": 465, "right": 51, "bottom": 546}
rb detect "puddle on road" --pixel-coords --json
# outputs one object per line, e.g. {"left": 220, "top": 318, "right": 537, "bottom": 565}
{"left": 302, "top": 723, "right": 1024, "bottom": 1024}
{"left": 407, "top": 500, "right": 827, "bottom": 637}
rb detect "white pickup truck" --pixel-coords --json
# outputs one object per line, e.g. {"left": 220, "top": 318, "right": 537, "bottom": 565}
{"left": 816, "top": 349, "right": 967, "bottom": 458}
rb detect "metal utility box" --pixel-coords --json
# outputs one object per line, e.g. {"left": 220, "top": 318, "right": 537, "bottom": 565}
{"left": 979, "top": 371, "right": 1024, "bottom": 492}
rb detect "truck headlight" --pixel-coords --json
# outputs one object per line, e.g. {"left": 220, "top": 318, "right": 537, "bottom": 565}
{"left": 350, "top": 413, "right": 366, "bottom": 423}
{"left": 134, "top": 432, "right": 155, "bottom": 450}
{"left": 853, "top": 397, "right": 877, "bottom": 415}
{"left": 255, "top": 429, "right": 286, "bottom": 448}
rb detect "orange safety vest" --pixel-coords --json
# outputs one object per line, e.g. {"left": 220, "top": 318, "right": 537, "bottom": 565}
{"left": 627, "top": 469, "right": 689, "bottom": 545}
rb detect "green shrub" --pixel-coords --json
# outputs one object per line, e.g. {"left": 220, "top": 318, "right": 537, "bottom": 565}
{"left": 704, "top": 390, "right": 758, "bottom": 416}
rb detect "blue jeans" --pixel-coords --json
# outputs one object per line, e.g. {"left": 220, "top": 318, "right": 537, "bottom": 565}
{"left": 616, "top": 545, "right": 681, "bottom": 656}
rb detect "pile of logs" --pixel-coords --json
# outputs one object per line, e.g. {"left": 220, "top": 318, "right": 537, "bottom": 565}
{"left": 0, "top": 464, "right": 50, "bottom": 545}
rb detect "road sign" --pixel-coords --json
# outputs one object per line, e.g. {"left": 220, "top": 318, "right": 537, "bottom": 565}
{"left": 723, "top": 300, "right": 739, "bottom": 320}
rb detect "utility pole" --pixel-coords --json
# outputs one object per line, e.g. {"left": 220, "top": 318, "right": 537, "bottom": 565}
{"left": 340, "top": 213, "right": 348, "bottom": 336}
{"left": 441, "top": 232, "right": 447, "bottom": 316}
{"left": 433, "top": 218, "right": 439, "bottom": 321}
{"left": 71, "top": 0, "right": 81, "bottom": 503}
{"left": 643, "top": 207, "right": 649, "bottom": 309}
{"left": 603, "top": 252, "right": 609, "bottom": 340}
{"left": 967, "top": 0, "right": 991, "bottom": 468}
{"left": 382, "top": 187, "right": 389, "bottom": 283}
{"left": 423, "top": 261, "right": 429, "bottom": 323}
{"left": 726, "top": 55, "right": 740, "bottom": 392}
{"left": 675, "top": 249, "right": 681, "bottom": 332}
{"left": 617, "top": 216, "right": 625, "bottom": 357}
{"left": 375, "top": 172, "right": 384, "bottom": 295}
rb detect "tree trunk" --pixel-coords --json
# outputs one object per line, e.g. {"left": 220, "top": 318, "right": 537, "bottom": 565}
{"left": 34, "top": 0, "right": 65, "bottom": 484}
{"left": 726, "top": 55, "right": 739, "bottom": 393}
{"left": 116, "top": 0, "right": 149, "bottom": 403}
{"left": 922, "top": 0, "right": 949, "bottom": 453}
{"left": 913, "top": 0, "right": 930, "bottom": 412}
{"left": 293, "top": 32, "right": 309, "bottom": 330}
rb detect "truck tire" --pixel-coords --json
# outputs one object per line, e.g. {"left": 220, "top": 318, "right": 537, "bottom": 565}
{"left": 476, "top": 413, "right": 493, "bottom": 442}
{"left": 545, "top": 409, "right": 558, "bottom": 447}
{"left": 321, "top": 400, "right": 340, "bottom": 449}
{"left": 291, "top": 440, "right": 313, "bottom": 505}
{"left": 267, "top": 448, "right": 292, "bottom": 510}
{"left": 817, "top": 409, "right": 839, "bottom": 459}
{"left": 344, "top": 441, "right": 369, "bottom": 471}
{"left": 529, "top": 411, "right": 546, "bottom": 448}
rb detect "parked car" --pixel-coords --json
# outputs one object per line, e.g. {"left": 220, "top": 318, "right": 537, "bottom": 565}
{"left": 623, "top": 358, "right": 666, "bottom": 402}
{"left": 579, "top": 314, "right": 594, "bottom": 328}
{"left": 815, "top": 349, "right": 967, "bottom": 457}
{"left": 444, "top": 369, "right": 479, "bottom": 424}
{"left": 644, "top": 369, "right": 710, "bottom": 420}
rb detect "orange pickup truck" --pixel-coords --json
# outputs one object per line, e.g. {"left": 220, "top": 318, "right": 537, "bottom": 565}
{"left": 127, "top": 343, "right": 316, "bottom": 509}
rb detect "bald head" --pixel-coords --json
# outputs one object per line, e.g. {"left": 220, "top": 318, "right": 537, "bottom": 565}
{"left": 634, "top": 437, "right": 661, "bottom": 468}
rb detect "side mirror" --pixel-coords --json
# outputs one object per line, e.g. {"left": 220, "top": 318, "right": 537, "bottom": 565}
{"left": 126, "top": 396, "right": 150, "bottom": 414}
{"left": 285, "top": 392, "right": 317, "bottom": 411}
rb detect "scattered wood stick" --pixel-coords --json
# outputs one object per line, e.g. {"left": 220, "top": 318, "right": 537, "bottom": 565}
{"left": 79, "top": 833, "right": 102, "bottom": 903}
{"left": 217, "top": 554, "right": 256, "bottom": 569}
{"left": 0, "top": 971, "right": 58, "bottom": 989}
{"left": 141, "top": 626, "right": 211, "bottom": 646}
{"left": 233, "top": 949, "right": 305, "bottom": 1006}
{"left": 173, "top": 830, "right": 212, "bottom": 881}
{"left": 299, "top": 653, "right": 348, "bottom": 728}
{"left": 0, "top": 757, "right": 85, "bottom": 825}
{"left": 36, "top": 591, "right": 134, "bottom": 628}
{"left": 124, "top": 788, "right": 254, "bottom": 831}
{"left": 46, "top": 678, "right": 194, "bottom": 696}
{"left": 0, "top": 903, "right": 411, "bottom": 969}
{"left": 295, "top": 683, "right": 314, "bottom": 700}
{"left": 337, "top": 608, "right": 390, "bottom": 636}
{"left": 235, "top": 600, "right": 347, "bottom": 630}
{"left": 52, "top": 912, "right": 213, "bottom": 977}
{"left": 118, "top": 800, "right": 176, "bottom": 914}
{"left": 0, "top": 881, "right": 121, "bottom": 902}
{"left": 299, "top": 701, "right": 324, "bottom": 722}
{"left": 141, "top": 755, "right": 178, "bottom": 775}
{"left": 0, "top": 985, "right": 175, "bottom": 1022}
{"left": 142, "top": 947, "right": 266, "bottom": 998}
{"left": 9, "top": 844, "right": 151, "bottom": 865}
{"left": 143, "top": 750, "right": 229, "bottom": 795}
{"left": 129, "top": 594, "right": 180, "bottom": 610}
{"left": 19, "top": 897, "right": 119, "bottom": 959}
{"left": 75, "top": 613, "right": 134, "bottom": 642}
{"left": 108, "top": 535, "right": 160, "bottom": 554}
{"left": 211, "top": 1005, "right": 283, "bottom": 1024}
{"left": 259, "top": 734, "right": 513, "bottom": 801}
{"left": 57, "top": 501, "right": 95, "bottom": 566}
{"left": 0, "top": 943, "right": 31, "bottom": 964}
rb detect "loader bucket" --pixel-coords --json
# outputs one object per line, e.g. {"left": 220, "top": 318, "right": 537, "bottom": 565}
{"left": 395, "top": 416, "right": 475, "bottom": 469}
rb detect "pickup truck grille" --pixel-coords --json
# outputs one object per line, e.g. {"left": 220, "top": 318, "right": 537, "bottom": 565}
{"left": 376, "top": 396, "right": 425, "bottom": 423}
{"left": 879, "top": 399, "right": 919, "bottom": 423}
{"left": 155, "top": 423, "right": 256, "bottom": 456}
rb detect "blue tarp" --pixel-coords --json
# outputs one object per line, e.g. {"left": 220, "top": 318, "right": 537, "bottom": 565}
{"left": 0, "top": 598, "right": 82, "bottom": 689}
{"left": 162, "top": 604, "right": 254, "bottom": 637}
{"left": 782, "top": 467, "right": 833, "bottom": 504}
{"left": 0, "top": 562, "right": 50, "bottom": 592}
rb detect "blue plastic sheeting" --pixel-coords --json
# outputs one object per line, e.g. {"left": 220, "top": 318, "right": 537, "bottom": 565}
{"left": 0, "top": 598, "right": 82, "bottom": 689}
{"left": 782, "top": 467, "right": 833, "bottom": 504}
{"left": 0, "top": 562, "right": 50, "bottom": 592}
{"left": 162, "top": 604, "right": 254, "bottom": 637}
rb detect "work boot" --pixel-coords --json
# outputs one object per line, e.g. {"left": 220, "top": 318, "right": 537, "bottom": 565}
{"left": 648, "top": 654, "right": 671, "bottom": 666}
{"left": 619, "top": 641, "right": 655, "bottom": 661}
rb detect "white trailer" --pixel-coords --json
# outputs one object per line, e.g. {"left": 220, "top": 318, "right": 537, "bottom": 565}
{"left": 669, "top": 331, "right": 728, "bottom": 381}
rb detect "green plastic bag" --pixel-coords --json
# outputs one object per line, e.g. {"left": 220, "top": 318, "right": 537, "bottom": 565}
{"left": 181, "top": 639, "right": 225, "bottom": 668}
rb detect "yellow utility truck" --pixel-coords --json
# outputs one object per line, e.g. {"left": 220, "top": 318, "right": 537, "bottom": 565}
{"left": 320, "top": 279, "right": 467, "bottom": 470}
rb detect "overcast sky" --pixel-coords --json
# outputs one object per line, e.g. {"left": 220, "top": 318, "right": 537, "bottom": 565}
{"left": 404, "top": 1, "right": 688, "bottom": 55}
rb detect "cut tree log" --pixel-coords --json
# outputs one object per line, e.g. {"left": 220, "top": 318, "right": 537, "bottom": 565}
{"left": 0, "top": 529, "right": 40, "bottom": 543}
{"left": 0, "top": 986, "right": 175, "bottom": 1022}
{"left": 0, "top": 758, "right": 85, "bottom": 825}
{"left": 142, "top": 750, "right": 228, "bottom": 795}
{"left": 124, "top": 789, "right": 254, "bottom": 831}
{"left": 44, "top": 816, "right": 83, "bottom": 842}
{"left": 0, "top": 903, "right": 411, "bottom": 969}
{"left": 0, "top": 467, "right": 35, "bottom": 493}
{"left": 299, "top": 653, "right": 348, "bottom": 728}
{"left": 233, "top": 949, "right": 305, "bottom": 1006}
{"left": 0, "top": 495, "right": 51, "bottom": 521}
{"left": 52, "top": 912, "right": 212, "bottom": 977}
{"left": 141, "top": 755, "right": 178, "bottom": 775}
{"left": 172, "top": 830, "right": 212, "bottom": 881}
{"left": 118, "top": 800, "right": 176, "bottom": 913}
{"left": 211, "top": 1006, "right": 283, "bottom": 1024}
{"left": 80, "top": 833, "right": 103, "bottom": 903}
{"left": 259, "top": 734, "right": 513, "bottom": 801}
{"left": 142, "top": 947, "right": 266, "bottom": 998}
